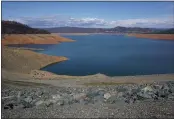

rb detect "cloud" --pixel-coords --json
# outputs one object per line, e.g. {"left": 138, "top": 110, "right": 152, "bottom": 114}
{"left": 5, "top": 14, "right": 174, "bottom": 28}
{"left": 109, "top": 17, "right": 174, "bottom": 28}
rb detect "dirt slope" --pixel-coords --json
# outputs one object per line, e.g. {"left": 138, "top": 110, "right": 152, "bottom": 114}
{"left": 2, "top": 47, "right": 67, "bottom": 73}
{"left": 2, "top": 34, "right": 74, "bottom": 45}
{"left": 127, "top": 34, "right": 174, "bottom": 40}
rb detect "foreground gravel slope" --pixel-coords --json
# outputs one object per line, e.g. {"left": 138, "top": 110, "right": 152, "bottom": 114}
{"left": 2, "top": 80, "right": 174, "bottom": 118}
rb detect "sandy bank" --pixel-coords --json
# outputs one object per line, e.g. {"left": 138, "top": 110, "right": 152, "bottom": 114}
{"left": 127, "top": 34, "right": 174, "bottom": 40}
{"left": 54, "top": 33, "right": 126, "bottom": 36}
{"left": 54, "top": 33, "right": 90, "bottom": 35}
{"left": 2, "top": 69, "right": 174, "bottom": 88}
{"left": 2, "top": 47, "right": 68, "bottom": 73}
{"left": 2, "top": 34, "right": 75, "bottom": 45}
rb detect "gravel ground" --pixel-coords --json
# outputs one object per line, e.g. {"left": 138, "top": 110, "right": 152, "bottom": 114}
{"left": 2, "top": 80, "right": 174, "bottom": 118}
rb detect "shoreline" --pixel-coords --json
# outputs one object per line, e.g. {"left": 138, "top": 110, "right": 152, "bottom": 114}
{"left": 2, "top": 34, "right": 75, "bottom": 45}
{"left": 53, "top": 33, "right": 174, "bottom": 41}
{"left": 2, "top": 46, "right": 68, "bottom": 74}
{"left": 53, "top": 33, "right": 126, "bottom": 36}
{"left": 2, "top": 33, "right": 174, "bottom": 86}
{"left": 127, "top": 34, "right": 174, "bottom": 40}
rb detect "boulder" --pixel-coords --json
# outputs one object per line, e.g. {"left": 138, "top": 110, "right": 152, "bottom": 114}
{"left": 106, "top": 95, "right": 118, "bottom": 104}
{"left": 142, "top": 86, "right": 153, "bottom": 92}
{"left": 52, "top": 94, "right": 61, "bottom": 100}
{"left": 57, "top": 100, "right": 64, "bottom": 106}
{"left": 35, "top": 100, "right": 44, "bottom": 106}
{"left": 96, "top": 90, "right": 105, "bottom": 96}
{"left": 73, "top": 93, "right": 86, "bottom": 101}
{"left": 104, "top": 93, "right": 111, "bottom": 100}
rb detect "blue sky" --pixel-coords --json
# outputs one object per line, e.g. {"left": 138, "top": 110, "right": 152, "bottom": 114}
{"left": 2, "top": 2, "right": 174, "bottom": 28}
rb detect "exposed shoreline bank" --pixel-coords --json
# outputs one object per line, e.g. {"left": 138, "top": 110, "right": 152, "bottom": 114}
{"left": 2, "top": 34, "right": 75, "bottom": 45}
{"left": 127, "top": 34, "right": 174, "bottom": 40}
{"left": 2, "top": 46, "right": 68, "bottom": 74}
{"left": 2, "top": 33, "right": 174, "bottom": 85}
{"left": 56, "top": 33, "right": 124, "bottom": 35}
{"left": 54, "top": 33, "right": 174, "bottom": 40}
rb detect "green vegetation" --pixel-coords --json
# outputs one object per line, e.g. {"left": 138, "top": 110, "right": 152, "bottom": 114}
{"left": 151, "top": 28, "right": 174, "bottom": 34}
{"left": 2, "top": 20, "right": 50, "bottom": 34}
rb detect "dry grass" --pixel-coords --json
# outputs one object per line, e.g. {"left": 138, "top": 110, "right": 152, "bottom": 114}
{"left": 2, "top": 34, "right": 74, "bottom": 45}
{"left": 127, "top": 34, "right": 174, "bottom": 40}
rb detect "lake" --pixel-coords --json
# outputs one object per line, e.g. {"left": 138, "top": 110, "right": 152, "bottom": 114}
{"left": 11, "top": 34, "right": 174, "bottom": 76}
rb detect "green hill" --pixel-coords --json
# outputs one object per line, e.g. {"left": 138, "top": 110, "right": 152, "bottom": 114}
{"left": 2, "top": 20, "right": 50, "bottom": 34}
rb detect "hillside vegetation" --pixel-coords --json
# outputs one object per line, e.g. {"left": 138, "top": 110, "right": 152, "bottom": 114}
{"left": 154, "top": 28, "right": 174, "bottom": 34}
{"left": 2, "top": 20, "right": 50, "bottom": 34}
{"left": 1, "top": 20, "right": 74, "bottom": 45}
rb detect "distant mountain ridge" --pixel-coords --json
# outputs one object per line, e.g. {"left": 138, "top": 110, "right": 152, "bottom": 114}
{"left": 2, "top": 20, "right": 173, "bottom": 34}
{"left": 2, "top": 20, "right": 50, "bottom": 34}
{"left": 43, "top": 26, "right": 169, "bottom": 33}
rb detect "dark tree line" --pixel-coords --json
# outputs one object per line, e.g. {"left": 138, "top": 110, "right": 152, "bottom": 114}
{"left": 2, "top": 20, "right": 50, "bottom": 34}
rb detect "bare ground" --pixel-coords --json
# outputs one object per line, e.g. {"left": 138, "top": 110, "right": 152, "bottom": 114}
{"left": 127, "top": 34, "right": 174, "bottom": 40}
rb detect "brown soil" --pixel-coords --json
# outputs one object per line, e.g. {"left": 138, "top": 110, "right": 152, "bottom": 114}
{"left": 127, "top": 34, "right": 174, "bottom": 40}
{"left": 1, "top": 46, "right": 67, "bottom": 74}
{"left": 2, "top": 34, "right": 74, "bottom": 45}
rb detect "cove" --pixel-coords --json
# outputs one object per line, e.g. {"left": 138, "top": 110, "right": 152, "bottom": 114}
{"left": 24, "top": 35, "right": 174, "bottom": 76}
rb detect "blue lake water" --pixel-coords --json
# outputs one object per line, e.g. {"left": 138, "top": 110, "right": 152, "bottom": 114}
{"left": 11, "top": 35, "right": 174, "bottom": 76}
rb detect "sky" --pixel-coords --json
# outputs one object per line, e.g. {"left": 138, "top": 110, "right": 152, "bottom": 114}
{"left": 2, "top": 1, "right": 174, "bottom": 28}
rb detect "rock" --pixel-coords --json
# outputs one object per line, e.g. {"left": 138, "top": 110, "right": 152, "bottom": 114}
{"left": 24, "top": 96, "right": 33, "bottom": 103}
{"left": 86, "top": 92, "right": 98, "bottom": 99}
{"left": 158, "top": 90, "right": 169, "bottom": 98}
{"left": 117, "top": 87, "right": 128, "bottom": 92}
{"left": 2, "top": 96, "right": 15, "bottom": 100}
{"left": 52, "top": 94, "right": 61, "bottom": 100}
{"left": 96, "top": 90, "right": 105, "bottom": 96}
{"left": 137, "top": 91, "right": 152, "bottom": 99}
{"left": 45, "top": 100, "right": 54, "bottom": 107}
{"left": 35, "top": 91, "right": 43, "bottom": 97}
{"left": 35, "top": 100, "right": 44, "bottom": 106}
{"left": 106, "top": 96, "right": 118, "bottom": 104}
{"left": 13, "top": 104, "right": 24, "bottom": 110}
{"left": 79, "top": 98, "right": 89, "bottom": 105}
{"left": 4, "top": 103, "right": 14, "bottom": 110}
{"left": 93, "top": 95, "right": 104, "bottom": 103}
{"left": 117, "top": 92, "right": 124, "bottom": 98}
{"left": 104, "top": 93, "right": 111, "bottom": 100}
{"left": 57, "top": 100, "right": 64, "bottom": 106}
{"left": 73, "top": 93, "right": 86, "bottom": 101}
{"left": 168, "top": 94, "right": 174, "bottom": 100}
{"left": 21, "top": 100, "right": 33, "bottom": 108}
{"left": 142, "top": 86, "right": 153, "bottom": 92}
{"left": 17, "top": 91, "right": 21, "bottom": 103}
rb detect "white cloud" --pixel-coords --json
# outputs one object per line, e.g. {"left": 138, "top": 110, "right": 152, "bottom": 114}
{"left": 5, "top": 14, "right": 174, "bottom": 28}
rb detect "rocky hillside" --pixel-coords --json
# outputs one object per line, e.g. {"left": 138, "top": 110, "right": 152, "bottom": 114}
{"left": 2, "top": 20, "right": 50, "bottom": 34}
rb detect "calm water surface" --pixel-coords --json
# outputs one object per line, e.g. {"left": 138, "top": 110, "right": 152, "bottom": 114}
{"left": 12, "top": 35, "right": 174, "bottom": 76}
